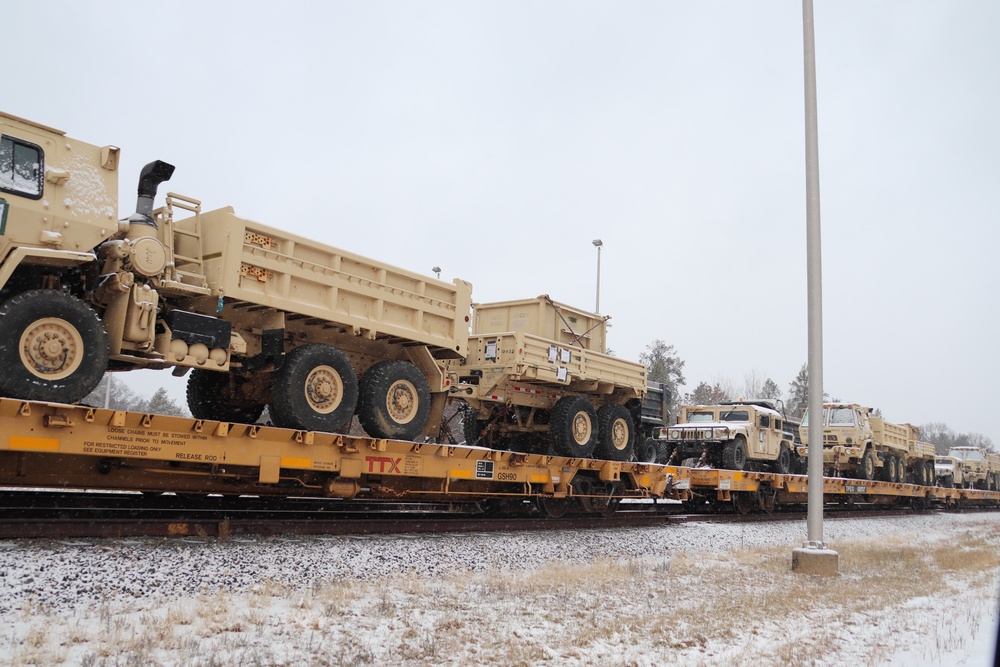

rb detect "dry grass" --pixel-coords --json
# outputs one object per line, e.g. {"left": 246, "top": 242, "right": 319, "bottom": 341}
{"left": 3, "top": 518, "right": 999, "bottom": 666}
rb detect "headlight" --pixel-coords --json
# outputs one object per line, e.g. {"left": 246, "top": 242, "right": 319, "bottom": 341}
{"left": 669, "top": 429, "right": 681, "bottom": 439}
{"left": 714, "top": 427, "right": 730, "bottom": 438}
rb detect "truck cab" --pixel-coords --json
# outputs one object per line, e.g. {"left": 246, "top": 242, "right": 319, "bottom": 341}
{"left": 657, "top": 400, "right": 796, "bottom": 473}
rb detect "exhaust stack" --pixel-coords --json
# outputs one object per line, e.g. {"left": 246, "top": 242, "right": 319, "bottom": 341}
{"left": 127, "top": 160, "right": 175, "bottom": 228}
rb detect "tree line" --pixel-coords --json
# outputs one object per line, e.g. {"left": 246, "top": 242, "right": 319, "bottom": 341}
{"left": 638, "top": 339, "right": 994, "bottom": 452}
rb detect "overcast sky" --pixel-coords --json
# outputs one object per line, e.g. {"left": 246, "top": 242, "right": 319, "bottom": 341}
{"left": 5, "top": 1, "right": 998, "bottom": 444}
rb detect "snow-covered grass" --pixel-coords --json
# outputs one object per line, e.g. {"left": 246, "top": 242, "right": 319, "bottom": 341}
{"left": 1, "top": 513, "right": 998, "bottom": 666}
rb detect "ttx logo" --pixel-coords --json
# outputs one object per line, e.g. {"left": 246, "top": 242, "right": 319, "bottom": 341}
{"left": 365, "top": 456, "right": 401, "bottom": 474}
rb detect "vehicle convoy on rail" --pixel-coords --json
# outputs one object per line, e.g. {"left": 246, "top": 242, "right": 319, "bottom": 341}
{"left": 0, "top": 111, "right": 646, "bottom": 458}
{"left": 654, "top": 399, "right": 801, "bottom": 474}
{"left": 946, "top": 446, "right": 1000, "bottom": 490}
{"left": 3, "top": 110, "right": 999, "bottom": 525}
{"left": 796, "top": 403, "right": 937, "bottom": 485}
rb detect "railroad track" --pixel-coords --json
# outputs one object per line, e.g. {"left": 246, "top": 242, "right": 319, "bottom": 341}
{"left": 0, "top": 490, "right": 949, "bottom": 539}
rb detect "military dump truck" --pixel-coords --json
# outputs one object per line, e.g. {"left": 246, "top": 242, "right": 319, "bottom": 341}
{"left": 655, "top": 399, "right": 799, "bottom": 473}
{"left": 449, "top": 296, "right": 647, "bottom": 461}
{"left": 0, "top": 111, "right": 472, "bottom": 438}
{"left": 947, "top": 446, "right": 1000, "bottom": 490}
{"left": 796, "top": 403, "right": 936, "bottom": 484}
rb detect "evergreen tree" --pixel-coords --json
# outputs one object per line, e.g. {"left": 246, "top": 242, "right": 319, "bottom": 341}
{"left": 786, "top": 363, "right": 809, "bottom": 419}
{"left": 639, "top": 340, "right": 686, "bottom": 418}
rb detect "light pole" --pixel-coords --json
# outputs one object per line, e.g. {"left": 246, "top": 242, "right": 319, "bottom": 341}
{"left": 592, "top": 240, "right": 602, "bottom": 313}
{"left": 432, "top": 266, "right": 441, "bottom": 279}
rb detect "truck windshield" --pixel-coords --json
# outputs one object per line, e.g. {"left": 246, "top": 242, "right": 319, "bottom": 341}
{"left": 720, "top": 411, "right": 749, "bottom": 422}
{"left": 828, "top": 408, "right": 855, "bottom": 426}
{"left": 949, "top": 449, "right": 984, "bottom": 462}
{"left": 686, "top": 412, "right": 715, "bottom": 423}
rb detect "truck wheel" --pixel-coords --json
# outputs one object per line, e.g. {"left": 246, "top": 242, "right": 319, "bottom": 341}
{"left": 461, "top": 403, "right": 485, "bottom": 446}
{"left": 186, "top": 370, "right": 265, "bottom": 424}
{"left": 357, "top": 360, "right": 431, "bottom": 441}
{"left": 721, "top": 436, "right": 748, "bottom": 471}
{"left": 925, "top": 461, "right": 936, "bottom": 487}
{"left": 270, "top": 344, "right": 358, "bottom": 432}
{"left": 0, "top": 290, "right": 108, "bottom": 403}
{"left": 549, "top": 396, "right": 598, "bottom": 458}
{"left": 881, "top": 455, "right": 896, "bottom": 483}
{"left": 634, "top": 437, "right": 658, "bottom": 464}
{"left": 858, "top": 450, "right": 876, "bottom": 480}
{"left": 896, "top": 457, "right": 907, "bottom": 484}
{"left": 775, "top": 445, "right": 792, "bottom": 475}
{"left": 595, "top": 404, "right": 635, "bottom": 462}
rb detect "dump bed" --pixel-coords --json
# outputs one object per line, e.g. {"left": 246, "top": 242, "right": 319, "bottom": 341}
{"left": 871, "top": 417, "right": 909, "bottom": 452}
{"left": 463, "top": 331, "right": 645, "bottom": 394}
{"left": 472, "top": 295, "right": 607, "bottom": 353}
{"left": 188, "top": 207, "right": 472, "bottom": 357}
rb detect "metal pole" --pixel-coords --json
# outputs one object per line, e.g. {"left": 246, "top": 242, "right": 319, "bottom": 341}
{"left": 104, "top": 374, "right": 112, "bottom": 409}
{"left": 593, "top": 239, "right": 603, "bottom": 313}
{"left": 803, "top": 0, "right": 826, "bottom": 549}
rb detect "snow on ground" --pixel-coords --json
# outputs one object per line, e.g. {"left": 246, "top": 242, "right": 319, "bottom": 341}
{"left": 0, "top": 512, "right": 998, "bottom": 666}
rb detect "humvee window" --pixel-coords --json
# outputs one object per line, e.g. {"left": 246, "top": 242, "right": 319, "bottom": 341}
{"left": 0, "top": 136, "right": 43, "bottom": 199}
{"left": 828, "top": 407, "right": 855, "bottom": 425}
{"left": 759, "top": 415, "right": 771, "bottom": 428}
{"left": 687, "top": 412, "right": 715, "bottom": 423}
{"left": 720, "top": 411, "right": 749, "bottom": 422}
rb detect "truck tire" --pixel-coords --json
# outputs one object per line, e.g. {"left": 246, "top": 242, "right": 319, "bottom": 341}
{"left": 896, "top": 456, "right": 906, "bottom": 484}
{"left": 634, "top": 437, "right": 658, "bottom": 464}
{"left": 269, "top": 344, "right": 358, "bottom": 432}
{"left": 925, "top": 461, "right": 936, "bottom": 487}
{"left": 775, "top": 444, "right": 792, "bottom": 475}
{"left": 186, "top": 369, "right": 265, "bottom": 424}
{"left": 858, "top": 450, "right": 876, "bottom": 481}
{"left": 357, "top": 359, "right": 431, "bottom": 441}
{"left": 881, "top": 455, "right": 897, "bottom": 483}
{"left": 721, "top": 436, "right": 748, "bottom": 471}
{"left": 0, "top": 290, "right": 108, "bottom": 404}
{"left": 595, "top": 404, "right": 635, "bottom": 462}
{"left": 549, "top": 396, "right": 598, "bottom": 458}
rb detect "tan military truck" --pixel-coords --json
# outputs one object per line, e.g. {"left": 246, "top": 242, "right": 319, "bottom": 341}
{"left": 947, "top": 446, "right": 1000, "bottom": 490}
{"left": 796, "top": 403, "right": 935, "bottom": 484}
{"left": 450, "top": 296, "right": 646, "bottom": 461}
{"left": 0, "top": 111, "right": 472, "bottom": 438}
{"left": 655, "top": 399, "right": 799, "bottom": 473}
{"left": 934, "top": 455, "right": 965, "bottom": 488}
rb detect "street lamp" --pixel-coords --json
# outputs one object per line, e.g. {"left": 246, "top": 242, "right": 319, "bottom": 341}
{"left": 432, "top": 266, "right": 441, "bottom": 279}
{"left": 592, "top": 240, "right": 603, "bottom": 313}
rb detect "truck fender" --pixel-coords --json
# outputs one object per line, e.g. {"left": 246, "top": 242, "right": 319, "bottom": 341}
{"left": 0, "top": 246, "right": 97, "bottom": 292}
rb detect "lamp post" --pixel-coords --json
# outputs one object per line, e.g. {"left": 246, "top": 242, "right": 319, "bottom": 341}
{"left": 592, "top": 240, "right": 603, "bottom": 313}
{"left": 432, "top": 266, "right": 441, "bottom": 279}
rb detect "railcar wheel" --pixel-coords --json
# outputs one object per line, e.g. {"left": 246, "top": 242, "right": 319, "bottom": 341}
{"left": 536, "top": 495, "right": 571, "bottom": 518}
{"left": 0, "top": 290, "right": 108, "bottom": 403}
{"left": 548, "top": 396, "right": 598, "bottom": 458}
{"left": 187, "top": 370, "right": 266, "bottom": 424}
{"left": 733, "top": 491, "right": 756, "bottom": 515}
{"left": 775, "top": 445, "right": 792, "bottom": 475}
{"left": 758, "top": 486, "right": 777, "bottom": 514}
{"left": 270, "top": 344, "right": 358, "bottom": 432}
{"left": 357, "top": 359, "right": 431, "bottom": 441}
{"left": 595, "top": 404, "right": 635, "bottom": 462}
{"left": 722, "top": 436, "right": 748, "bottom": 471}
{"left": 857, "top": 451, "right": 876, "bottom": 481}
